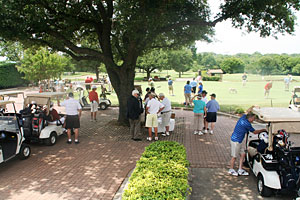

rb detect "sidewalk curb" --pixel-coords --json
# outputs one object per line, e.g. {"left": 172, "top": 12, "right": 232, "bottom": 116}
{"left": 113, "top": 168, "right": 134, "bottom": 200}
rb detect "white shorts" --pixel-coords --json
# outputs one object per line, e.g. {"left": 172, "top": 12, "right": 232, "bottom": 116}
{"left": 91, "top": 101, "right": 98, "bottom": 112}
{"left": 161, "top": 112, "right": 171, "bottom": 127}
{"left": 146, "top": 114, "right": 158, "bottom": 128}
{"left": 230, "top": 141, "right": 245, "bottom": 158}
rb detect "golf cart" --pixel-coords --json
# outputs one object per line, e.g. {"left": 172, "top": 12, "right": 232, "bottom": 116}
{"left": 22, "top": 92, "right": 66, "bottom": 145}
{"left": 246, "top": 107, "right": 300, "bottom": 197}
{"left": 289, "top": 86, "right": 300, "bottom": 111}
{"left": 79, "top": 86, "right": 111, "bottom": 110}
{"left": 0, "top": 91, "right": 25, "bottom": 115}
{"left": 0, "top": 100, "right": 31, "bottom": 163}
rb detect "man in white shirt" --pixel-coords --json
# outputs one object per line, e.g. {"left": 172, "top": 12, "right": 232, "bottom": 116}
{"left": 158, "top": 93, "right": 172, "bottom": 137}
{"left": 59, "top": 92, "right": 82, "bottom": 144}
{"left": 146, "top": 93, "right": 164, "bottom": 141}
{"left": 201, "top": 90, "right": 208, "bottom": 104}
{"left": 201, "top": 90, "right": 208, "bottom": 131}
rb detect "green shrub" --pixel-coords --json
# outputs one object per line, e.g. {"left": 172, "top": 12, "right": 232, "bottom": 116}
{"left": 134, "top": 77, "right": 144, "bottom": 81}
{"left": 235, "top": 108, "right": 245, "bottom": 114}
{"left": 202, "top": 76, "right": 220, "bottom": 81}
{"left": 0, "top": 62, "right": 27, "bottom": 89}
{"left": 123, "top": 141, "right": 190, "bottom": 200}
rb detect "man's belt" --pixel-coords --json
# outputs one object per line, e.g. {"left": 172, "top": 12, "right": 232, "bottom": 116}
{"left": 161, "top": 110, "right": 171, "bottom": 114}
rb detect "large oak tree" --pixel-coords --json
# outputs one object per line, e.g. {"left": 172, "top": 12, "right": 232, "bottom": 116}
{"left": 0, "top": 0, "right": 299, "bottom": 122}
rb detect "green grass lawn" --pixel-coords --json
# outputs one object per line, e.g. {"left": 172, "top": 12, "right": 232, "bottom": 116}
{"left": 66, "top": 71, "right": 300, "bottom": 113}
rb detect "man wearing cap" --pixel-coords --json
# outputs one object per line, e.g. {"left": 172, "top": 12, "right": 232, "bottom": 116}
{"left": 89, "top": 85, "right": 99, "bottom": 122}
{"left": 146, "top": 93, "right": 165, "bottom": 141}
{"left": 229, "top": 112, "right": 266, "bottom": 176}
{"left": 201, "top": 90, "right": 208, "bottom": 130}
{"left": 204, "top": 93, "right": 220, "bottom": 135}
{"left": 158, "top": 93, "right": 172, "bottom": 137}
{"left": 58, "top": 92, "right": 82, "bottom": 144}
{"left": 168, "top": 78, "right": 174, "bottom": 96}
{"left": 127, "top": 90, "right": 144, "bottom": 141}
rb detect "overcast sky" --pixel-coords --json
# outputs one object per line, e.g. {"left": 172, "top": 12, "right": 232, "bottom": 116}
{"left": 196, "top": 1, "right": 300, "bottom": 55}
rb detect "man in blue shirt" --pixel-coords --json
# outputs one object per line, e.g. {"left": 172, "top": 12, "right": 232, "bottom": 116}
{"left": 190, "top": 78, "right": 197, "bottom": 94}
{"left": 168, "top": 78, "right": 174, "bottom": 96}
{"left": 184, "top": 81, "right": 192, "bottom": 107}
{"left": 229, "top": 112, "right": 266, "bottom": 176}
{"left": 204, "top": 94, "right": 219, "bottom": 135}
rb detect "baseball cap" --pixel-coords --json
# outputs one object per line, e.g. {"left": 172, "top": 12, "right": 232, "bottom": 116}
{"left": 210, "top": 93, "right": 216, "bottom": 98}
{"left": 92, "top": 85, "right": 97, "bottom": 89}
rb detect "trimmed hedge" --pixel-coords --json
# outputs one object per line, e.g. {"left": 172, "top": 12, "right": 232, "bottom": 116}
{"left": 0, "top": 62, "right": 27, "bottom": 89}
{"left": 123, "top": 141, "right": 190, "bottom": 200}
{"left": 202, "top": 76, "right": 221, "bottom": 81}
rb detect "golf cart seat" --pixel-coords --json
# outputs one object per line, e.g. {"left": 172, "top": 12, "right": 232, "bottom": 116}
{"left": 47, "top": 117, "right": 65, "bottom": 126}
{"left": 294, "top": 97, "right": 300, "bottom": 105}
{"left": 249, "top": 140, "right": 260, "bottom": 148}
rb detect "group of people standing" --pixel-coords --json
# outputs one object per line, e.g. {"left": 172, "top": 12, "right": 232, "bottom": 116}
{"left": 191, "top": 91, "right": 220, "bottom": 135}
{"left": 127, "top": 87, "right": 172, "bottom": 142}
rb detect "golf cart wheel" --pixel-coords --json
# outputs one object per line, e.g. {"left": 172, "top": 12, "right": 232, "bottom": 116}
{"left": 19, "top": 144, "right": 31, "bottom": 160}
{"left": 76, "top": 87, "right": 83, "bottom": 92}
{"left": 45, "top": 132, "right": 57, "bottom": 146}
{"left": 99, "top": 102, "right": 107, "bottom": 110}
{"left": 257, "top": 174, "right": 273, "bottom": 197}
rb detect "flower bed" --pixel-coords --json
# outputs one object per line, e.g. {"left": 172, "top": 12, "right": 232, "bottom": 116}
{"left": 123, "top": 141, "right": 190, "bottom": 200}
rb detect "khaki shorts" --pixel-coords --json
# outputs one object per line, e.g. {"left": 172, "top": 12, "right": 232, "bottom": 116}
{"left": 161, "top": 112, "right": 171, "bottom": 126}
{"left": 146, "top": 114, "right": 158, "bottom": 128}
{"left": 91, "top": 101, "right": 98, "bottom": 112}
{"left": 247, "top": 146, "right": 258, "bottom": 157}
{"left": 169, "top": 85, "right": 173, "bottom": 91}
{"left": 230, "top": 141, "right": 245, "bottom": 158}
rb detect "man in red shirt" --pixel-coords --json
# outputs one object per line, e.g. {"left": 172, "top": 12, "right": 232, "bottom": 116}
{"left": 89, "top": 85, "right": 99, "bottom": 121}
{"left": 85, "top": 76, "right": 92, "bottom": 91}
{"left": 264, "top": 81, "right": 272, "bottom": 98}
{"left": 44, "top": 102, "right": 61, "bottom": 122}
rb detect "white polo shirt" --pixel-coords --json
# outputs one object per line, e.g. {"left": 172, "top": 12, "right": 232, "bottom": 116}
{"left": 60, "top": 98, "right": 82, "bottom": 115}
{"left": 161, "top": 97, "right": 171, "bottom": 112}
{"left": 202, "top": 96, "right": 208, "bottom": 104}
{"left": 147, "top": 98, "right": 164, "bottom": 114}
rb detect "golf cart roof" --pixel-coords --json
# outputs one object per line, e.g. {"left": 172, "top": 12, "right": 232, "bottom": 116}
{"left": 26, "top": 92, "right": 66, "bottom": 98}
{"left": 252, "top": 107, "right": 300, "bottom": 134}
{"left": 293, "top": 86, "right": 300, "bottom": 93}
{"left": 253, "top": 107, "right": 300, "bottom": 122}
{"left": 0, "top": 91, "right": 24, "bottom": 97}
{"left": 0, "top": 100, "right": 15, "bottom": 106}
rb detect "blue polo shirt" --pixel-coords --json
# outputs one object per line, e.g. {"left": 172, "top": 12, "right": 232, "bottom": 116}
{"left": 198, "top": 85, "right": 203, "bottom": 94}
{"left": 168, "top": 80, "right": 173, "bottom": 85}
{"left": 231, "top": 115, "right": 255, "bottom": 143}
{"left": 184, "top": 84, "right": 192, "bottom": 94}
{"left": 190, "top": 81, "right": 197, "bottom": 87}
{"left": 206, "top": 99, "right": 219, "bottom": 112}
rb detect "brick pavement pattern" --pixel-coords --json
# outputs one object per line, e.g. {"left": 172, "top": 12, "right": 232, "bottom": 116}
{"left": 0, "top": 106, "right": 238, "bottom": 200}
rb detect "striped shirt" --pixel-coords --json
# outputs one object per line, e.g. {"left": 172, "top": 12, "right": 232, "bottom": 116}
{"left": 231, "top": 115, "right": 255, "bottom": 143}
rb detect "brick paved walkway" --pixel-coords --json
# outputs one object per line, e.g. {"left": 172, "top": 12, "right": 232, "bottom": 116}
{"left": 0, "top": 106, "right": 239, "bottom": 200}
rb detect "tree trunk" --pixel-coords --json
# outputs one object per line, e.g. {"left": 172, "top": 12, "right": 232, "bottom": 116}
{"left": 106, "top": 65, "right": 135, "bottom": 124}
{"left": 95, "top": 66, "right": 99, "bottom": 82}
{"left": 179, "top": 71, "right": 182, "bottom": 78}
{"left": 146, "top": 70, "right": 151, "bottom": 79}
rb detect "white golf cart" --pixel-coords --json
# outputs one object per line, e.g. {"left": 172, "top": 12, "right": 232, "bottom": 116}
{"left": 79, "top": 87, "right": 111, "bottom": 110}
{"left": 0, "top": 91, "right": 25, "bottom": 114}
{"left": 0, "top": 100, "right": 31, "bottom": 163}
{"left": 22, "top": 92, "right": 66, "bottom": 146}
{"left": 289, "top": 86, "right": 300, "bottom": 111}
{"left": 246, "top": 107, "right": 300, "bottom": 198}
